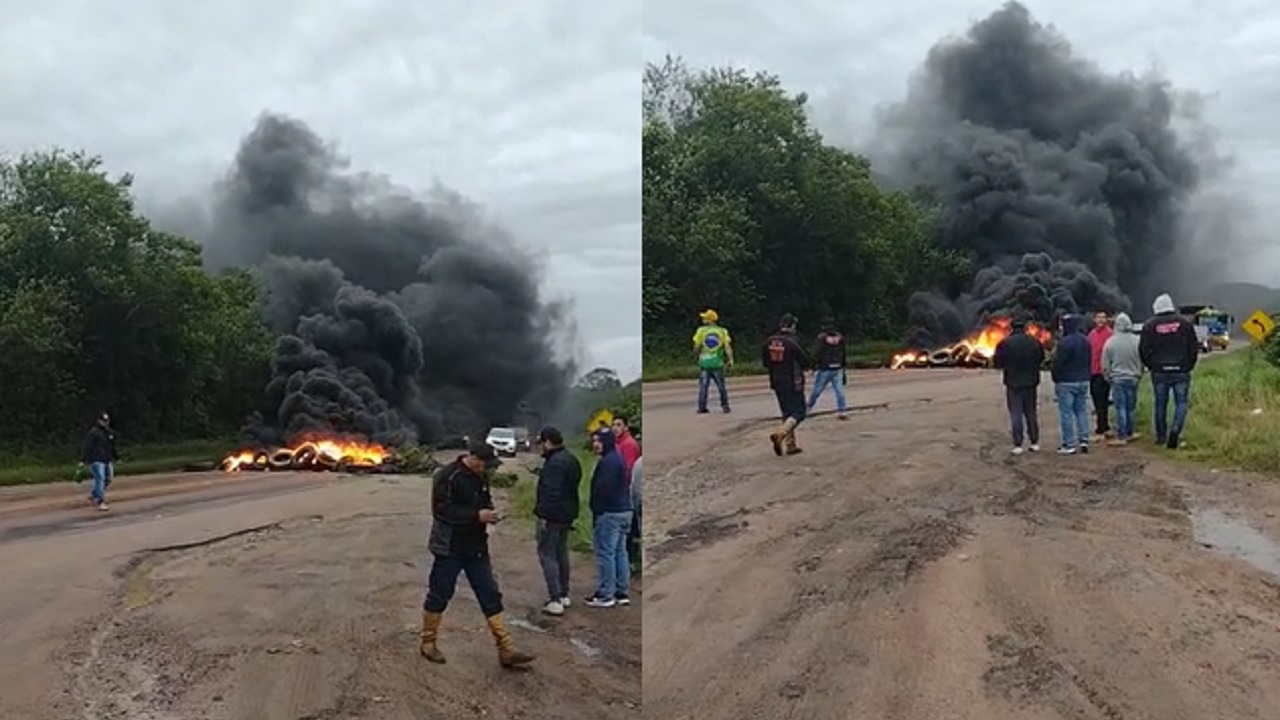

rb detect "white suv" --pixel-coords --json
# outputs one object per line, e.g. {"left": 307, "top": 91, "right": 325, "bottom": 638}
{"left": 485, "top": 427, "right": 518, "bottom": 457}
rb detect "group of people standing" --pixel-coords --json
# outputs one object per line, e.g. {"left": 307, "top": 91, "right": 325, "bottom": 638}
{"left": 418, "top": 414, "right": 641, "bottom": 670}
{"left": 993, "top": 293, "right": 1200, "bottom": 455}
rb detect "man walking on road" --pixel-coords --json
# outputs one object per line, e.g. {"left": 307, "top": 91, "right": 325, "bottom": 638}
{"left": 807, "top": 317, "right": 850, "bottom": 420}
{"left": 1139, "top": 293, "right": 1199, "bottom": 449}
{"left": 1102, "top": 313, "right": 1144, "bottom": 446}
{"left": 693, "top": 309, "right": 733, "bottom": 414}
{"left": 1052, "top": 314, "right": 1093, "bottom": 455}
{"left": 419, "top": 441, "right": 534, "bottom": 669}
{"left": 533, "top": 427, "right": 582, "bottom": 617}
{"left": 763, "top": 313, "right": 810, "bottom": 457}
{"left": 80, "top": 412, "right": 118, "bottom": 512}
{"left": 587, "top": 428, "right": 633, "bottom": 608}
{"left": 992, "top": 317, "right": 1045, "bottom": 455}
{"left": 1087, "top": 310, "right": 1115, "bottom": 441}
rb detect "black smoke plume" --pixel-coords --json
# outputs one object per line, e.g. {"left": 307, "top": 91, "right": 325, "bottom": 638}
{"left": 874, "top": 2, "right": 1212, "bottom": 340}
{"left": 201, "top": 114, "right": 575, "bottom": 444}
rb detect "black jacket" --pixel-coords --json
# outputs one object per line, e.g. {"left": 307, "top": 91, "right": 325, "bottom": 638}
{"left": 81, "top": 425, "right": 119, "bottom": 464}
{"left": 428, "top": 457, "right": 494, "bottom": 557}
{"left": 535, "top": 446, "right": 582, "bottom": 524}
{"left": 1051, "top": 314, "right": 1092, "bottom": 383}
{"left": 589, "top": 429, "right": 632, "bottom": 515}
{"left": 762, "top": 331, "right": 809, "bottom": 393}
{"left": 1139, "top": 312, "right": 1199, "bottom": 374}
{"left": 992, "top": 331, "right": 1045, "bottom": 389}
{"left": 813, "top": 331, "right": 847, "bottom": 370}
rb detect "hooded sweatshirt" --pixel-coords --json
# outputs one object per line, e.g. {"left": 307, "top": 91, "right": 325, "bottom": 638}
{"left": 589, "top": 429, "right": 632, "bottom": 515}
{"left": 1101, "top": 313, "right": 1143, "bottom": 382}
{"left": 1087, "top": 320, "right": 1113, "bottom": 376}
{"left": 1051, "top": 314, "right": 1092, "bottom": 383}
{"left": 1139, "top": 293, "right": 1199, "bottom": 374}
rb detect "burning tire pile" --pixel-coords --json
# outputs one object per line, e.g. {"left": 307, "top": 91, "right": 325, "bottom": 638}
{"left": 219, "top": 436, "right": 397, "bottom": 473}
{"left": 891, "top": 317, "right": 1053, "bottom": 370}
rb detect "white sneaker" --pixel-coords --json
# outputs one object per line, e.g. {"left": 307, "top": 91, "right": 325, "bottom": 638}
{"left": 542, "top": 600, "right": 565, "bottom": 616}
{"left": 1057, "top": 447, "right": 1076, "bottom": 455}
{"left": 1029, "top": 444, "right": 1040, "bottom": 452}
{"left": 559, "top": 596, "right": 571, "bottom": 608}
{"left": 1011, "top": 446, "right": 1025, "bottom": 456}
{"left": 586, "top": 595, "right": 616, "bottom": 608}
{"left": 96, "top": 502, "right": 110, "bottom": 511}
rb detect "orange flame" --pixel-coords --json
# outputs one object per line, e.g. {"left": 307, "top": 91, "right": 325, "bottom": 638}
{"left": 891, "top": 317, "right": 1052, "bottom": 369}
{"left": 220, "top": 433, "right": 389, "bottom": 472}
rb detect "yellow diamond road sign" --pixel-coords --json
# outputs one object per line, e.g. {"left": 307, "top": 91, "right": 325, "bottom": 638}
{"left": 1242, "top": 309, "right": 1276, "bottom": 344}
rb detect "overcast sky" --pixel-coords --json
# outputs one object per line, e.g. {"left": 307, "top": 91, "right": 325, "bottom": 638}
{"left": 643, "top": 0, "right": 1280, "bottom": 285}
{"left": 1, "top": 0, "right": 641, "bottom": 380}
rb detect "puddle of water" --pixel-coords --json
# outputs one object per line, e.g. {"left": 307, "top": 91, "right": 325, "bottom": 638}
{"left": 569, "top": 637, "right": 602, "bottom": 658}
{"left": 1191, "top": 508, "right": 1280, "bottom": 577}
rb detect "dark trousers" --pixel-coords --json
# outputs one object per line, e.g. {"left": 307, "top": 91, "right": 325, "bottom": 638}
{"left": 423, "top": 552, "right": 504, "bottom": 617}
{"left": 1089, "top": 374, "right": 1111, "bottom": 434}
{"left": 536, "top": 519, "right": 571, "bottom": 600}
{"left": 626, "top": 510, "right": 641, "bottom": 568}
{"left": 775, "top": 387, "right": 807, "bottom": 424}
{"left": 1005, "top": 385, "right": 1040, "bottom": 446}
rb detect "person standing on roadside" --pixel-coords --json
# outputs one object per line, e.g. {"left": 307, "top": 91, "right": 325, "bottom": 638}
{"left": 762, "top": 313, "right": 810, "bottom": 457}
{"left": 80, "top": 412, "right": 118, "bottom": 512}
{"left": 1051, "top": 314, "right": 1092, "bottom": 455}
{"left": 586, "top": 428, "right": 633, "bottom": 608}
{"left": 1102, "top": 313, "right": 1144, "bottom": 446}
{"left": 807, "top": 317, "right": 850, "bottom": 420}
{"left": 533, "top": 427, "right": 582, "bottom": 617}
{"left": 693, "top": 309, "right": 733, "bottom": 414}
{"left": 419, "top": 441, "right": 534, "bottom": 669}
{"left": 1087, "top": 310, "right": 1115, "bottom": 441}
{"left": 611, "top": 415, "right": 640, "bottom": 475}
{"left": 992, "top": 317, "right": 1045, "bottom": 455}
{"left": 1139, "top": 293, "right": 1199, "bottom": 449}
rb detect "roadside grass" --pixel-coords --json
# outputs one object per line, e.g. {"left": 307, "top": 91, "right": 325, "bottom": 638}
{"left": 0, "top": 438, "right": 233, "bottom": 487}
{"left": 1132, "top": 348, "right": 1280, "bottom": 474}
{"left": 642, "top": 339, "right": 904, "bottom": 382}
{"left": 506, "top": 449, "right": 598, "bottom": 554}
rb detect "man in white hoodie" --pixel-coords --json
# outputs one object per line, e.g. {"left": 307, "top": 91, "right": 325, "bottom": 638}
{"left": 1102, "top": 313, "right": 1143, "bottom": 445}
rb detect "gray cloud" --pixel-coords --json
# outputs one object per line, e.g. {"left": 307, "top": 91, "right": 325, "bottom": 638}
{"left": 643, "top": 0, "right": 1280, "bottom": 287}
{"left": 0, "top": 0, "right": 641, "bottom": 379}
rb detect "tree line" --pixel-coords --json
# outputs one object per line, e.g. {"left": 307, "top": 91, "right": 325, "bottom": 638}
{"left": 0, "top": 151, "right": 628, "bottom": 464}
{"left": 642, "top": 57, "right": 968, "bottom": 364}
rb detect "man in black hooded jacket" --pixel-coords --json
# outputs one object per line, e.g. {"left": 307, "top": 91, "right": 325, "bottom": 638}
{"left": 533, "top": 426, "right": 582, "bottom": 616}
{"left": 992, "top": 318, "right": 1045, "bottom": 455}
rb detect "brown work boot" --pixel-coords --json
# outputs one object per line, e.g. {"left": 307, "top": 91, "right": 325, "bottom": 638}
{"left": 486, "top": 614, "right": 535, "bottom": 668}
{"left": 768, "top": 431, "right": 784, "bottom": 456}
{"left": 419, "top": 611, "right": 446, "bottom": 663}
{"left": 784, "top": 432, "right": 803, "bottom": 455}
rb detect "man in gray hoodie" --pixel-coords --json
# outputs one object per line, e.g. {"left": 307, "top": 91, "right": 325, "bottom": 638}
{"left": 1102, "top": 313, "right": 1143, "bottom": 445}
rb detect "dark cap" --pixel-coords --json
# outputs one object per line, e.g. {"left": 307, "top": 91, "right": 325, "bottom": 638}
{"left": 780, "top": 313, "right": 797, "bottom": 330}
{"left": 537, "top": 426, "right": 563, "bottom": 445}
{"left": 467, "top": 440, "right": 500, "bottom": 469}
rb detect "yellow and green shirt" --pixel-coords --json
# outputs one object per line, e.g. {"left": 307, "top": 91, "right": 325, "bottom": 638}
{"left": 693, "top": 324, "right": 731, "bottom": 370}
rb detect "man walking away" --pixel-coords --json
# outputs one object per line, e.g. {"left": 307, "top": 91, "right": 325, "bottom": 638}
{"left": 807, "top": 317, "right": 850, "bottom": 420}
{"left": 762, "top": 313, "right": 810, "bottom": 457}
{"left": 629, "top": 455, "right": 642, "bottom": 573}
{"left": 533, "top": 427, "right": 582, "bottom": 617}
{"left": 81, "top": 412, "right": 118, "bottom": 511}
{"left": 992, "top": 317, "right": 1045, "bottom": 455}
{"left": 612, "top": 415, "right": 640, "bottom": 474}
{"left": 1139, "top": 293, "right": 1199, "bottom": 449}
{"left": 586, "top": 428, "right": 633, "bottom": 608}
{"left": 1087, "top": 310, "right": 1115, "bottom": 441}
{"left": 419, "top": 441, "right": 534, "bottom": 669}
{"left": 693, "top": 309, "right": 733, "bottom": 414}
{"left": 1102, "top": 313, "right": 1144, "bottom": 446}
{"left": 1051, "top": 314, "right": 1093, "bottom": 455}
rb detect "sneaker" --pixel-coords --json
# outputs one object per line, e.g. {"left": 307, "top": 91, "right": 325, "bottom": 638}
{"left": 96, "top": 502, "right": 109, "bottom": 512}
{"left": 614, "top": 594, "right": 631, "bottom": 606}
{"left": 1028, "top": 444, "right": 1040, "bottom": 452}
{"left": 542, "top": 600, "right": 565, "bottom": 616}
{"left": 1166, "top": 432, "right": 1180, "bottom": 450}
{"left": 585, "top": 595, "right": 616, "bottom": 608}
{"left": 722, "top": 406, "right": 731, "bottom": 414}
{"left": 1011, "top": 446, "right": 1025, "bottom": 456}
{"left": 696, "top": 408, "right": 710, "bottom": 415}
{"left": 1057, "top": 446, "right": 1077, "bottom": 455}
{"left": 837, "top": 413, "right": 849, "bottom": 421}
{"left": 559, "top": 596, "right": 572, "bottom": 608}
{"left": 1079, "top": 443, "right": 1089, "bottom": 455}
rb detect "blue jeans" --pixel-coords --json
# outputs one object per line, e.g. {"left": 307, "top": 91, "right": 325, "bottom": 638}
{"left": 807, "top": 368, "right": 848, "bottom": 412}
{"left": 1054, "top": 382, "right": 1090, "bottom": 449}
{"left": 592, "top": 511, "right": 633, "bottom": 598}
{"left": 1111, "top": 377, "right": 1139, "bottom": 439}
{"left": 89, "top": 461, "right": 113, "bottom": 503}
{"left": 1152, "top": 372, "right": 1191, "bottom": 441}
{"left": 698, "top": 368, "right": 729, "bottom": 410}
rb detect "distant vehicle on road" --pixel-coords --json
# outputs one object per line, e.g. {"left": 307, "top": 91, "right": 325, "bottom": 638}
{"left": 1178, "top": 305, "right": 1234, "bottom": 352}
{"left": 485, "top": 427, "right": 519, "bottom": 457}
{"left": 512, "top": 426, "right": 533, "bottom": 452}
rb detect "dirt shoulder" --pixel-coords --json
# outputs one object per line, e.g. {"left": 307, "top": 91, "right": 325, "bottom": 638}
{"left": 643, "top": 370, "right": 1280, "bottom": 720}
{"left": 0, "top": 474, "right": 640, "bottom": 720}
